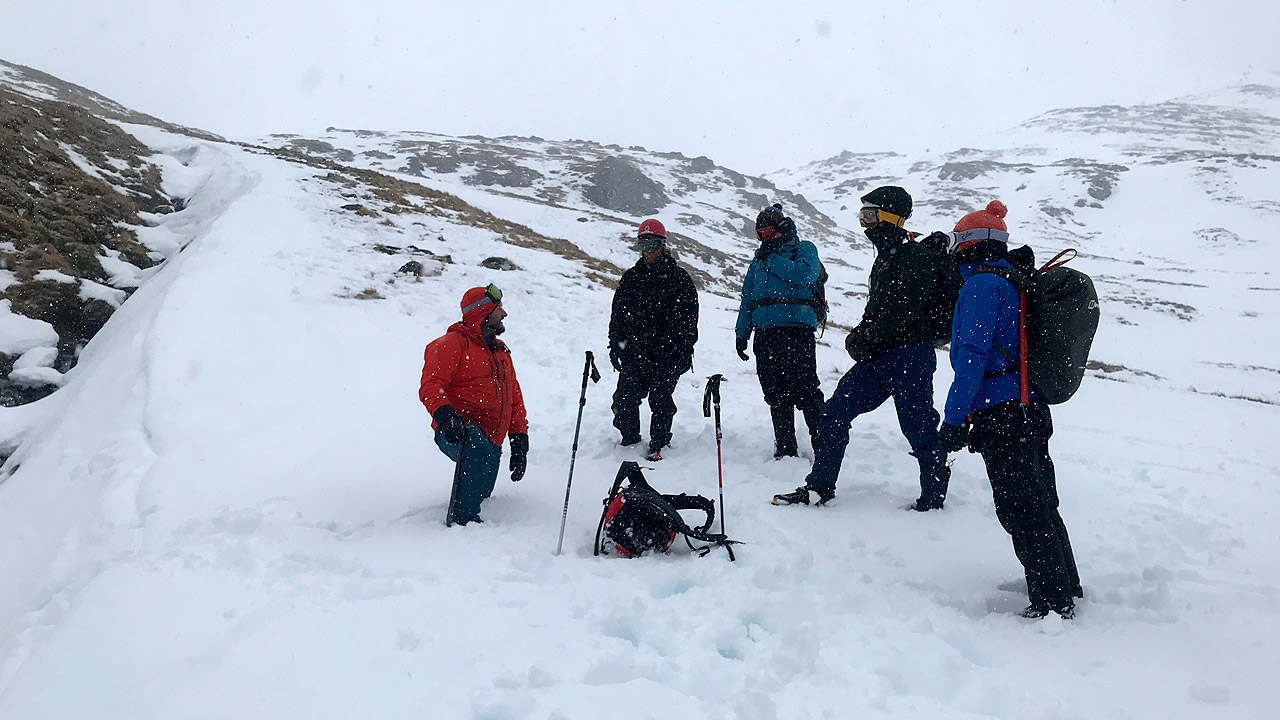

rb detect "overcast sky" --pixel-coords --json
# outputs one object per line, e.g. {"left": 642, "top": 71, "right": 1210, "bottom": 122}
{"left": 4, "top": 0, "right": 1279, "bottom": 174}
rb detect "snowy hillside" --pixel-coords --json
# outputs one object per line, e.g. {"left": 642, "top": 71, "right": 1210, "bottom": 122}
{"left": 0, "top": 69, "right": 1278, "bottom": 719}
{"left": 776, "top": 84, "right": 1280, "bottom": 408}
{"left": 264, "top": 128, "right": 865, "bottom": 298}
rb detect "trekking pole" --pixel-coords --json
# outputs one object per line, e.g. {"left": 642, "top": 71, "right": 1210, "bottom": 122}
{"left": 445, "top": 426, "right": 470, "bottom": 527}
{"left": 702, "top": 374, "right": 727, "bottom": 537}
{"left": 556, "top": 350, "right": 601, "bottom": 555}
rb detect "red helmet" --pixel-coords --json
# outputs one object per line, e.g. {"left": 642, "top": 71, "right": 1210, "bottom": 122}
{"left": 636, "top": 218, "right": 666, "bottom": 239}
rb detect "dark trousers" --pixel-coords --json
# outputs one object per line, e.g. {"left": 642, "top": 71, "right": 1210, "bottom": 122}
{"left": 970, "top": 401, "right": 1082, "bottom": 611}
{"left": 435, "top": 424, "right": 502, "bottom": 522}
{"left": 805, "top": 342, "right": 948, "bottom": 503}
{"left": 754, "top": 326, "right": 825, "bottom": 455}
{"left": 612, "top": 362, "right": 681, "bottom": 449}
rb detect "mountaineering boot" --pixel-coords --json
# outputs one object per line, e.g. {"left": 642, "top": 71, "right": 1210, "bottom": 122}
{"left": 1019, "top": 604, "right": 1050, "bottom": 620}
{"left": 771, "top": 484, "right": 834, "bottom": 506}
{"left": 620, "top": 434, "right": 642, "bottom": 447}
{"left": 645, "top": 444, "right": 663, "bottom": 462}
{"left": 1019, "top": 601, "right": 1075, "bottom": 620}
{"left": 907, "top": 497, "right": 944, "bottom": 512}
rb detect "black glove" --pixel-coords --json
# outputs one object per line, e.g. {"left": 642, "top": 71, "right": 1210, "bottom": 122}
{"left": 755, "top": 238, "right": 784, "bottom": 261}
{"left": 938, "top": 422, "right": 970, "bottom": 453}
{"left": 432, "top": 405, "right": 469, "bottom": 445}
{"left": 735, "top": 336, "right": 749, "bottom": 361}
{"left": 845, "top": 333, "right": 873, "bottom": 363}
{"left": 509, "top": 432, "right": 528, "bottom": 482}
{"left": 608, "top": 347, "right": 623, "bottom": 372}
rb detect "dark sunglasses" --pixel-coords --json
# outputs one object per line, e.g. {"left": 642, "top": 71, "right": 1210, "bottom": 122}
{"left": 462, "top": 283, "right": 503, "bottom": 314}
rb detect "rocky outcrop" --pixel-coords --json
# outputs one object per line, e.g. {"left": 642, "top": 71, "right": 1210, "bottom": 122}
{"left": 579, "top": 156, "right": 670, "bottom": 215}
{"left": 0, "top": 82, "right": 178, "bottom": 405}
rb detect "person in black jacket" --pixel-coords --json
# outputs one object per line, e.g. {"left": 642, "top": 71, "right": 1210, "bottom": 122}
{"left": 773, "top": 186, "right": 949, "bottom": 510}
{"left": 608, "top": 218, "right": 700, "bottom": 461}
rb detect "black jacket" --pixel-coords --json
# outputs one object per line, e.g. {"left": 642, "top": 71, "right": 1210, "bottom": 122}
{"left": 609, "top": 253, "right": 699, "bottom": 372}
{"left": 847, "top": 224, "right": 937, "bottom": 355}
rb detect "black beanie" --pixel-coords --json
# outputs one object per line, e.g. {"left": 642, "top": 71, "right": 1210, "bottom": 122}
{"left": 756, "top": 203, "right": 786, "bottom": 231}
{"left": 860, "top": 186, "right": 912, "bottom": 219}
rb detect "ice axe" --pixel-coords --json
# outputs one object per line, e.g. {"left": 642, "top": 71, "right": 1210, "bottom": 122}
{"left": 556, "top": 350, "right": 601, "bottom": 555}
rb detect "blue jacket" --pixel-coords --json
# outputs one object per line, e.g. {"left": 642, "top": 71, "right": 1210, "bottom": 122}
{"left": 944, "top": 259, "right": 1036, "bottom": 424}
{"left": 735, "top": 238, "right": 822, "bottom": 338}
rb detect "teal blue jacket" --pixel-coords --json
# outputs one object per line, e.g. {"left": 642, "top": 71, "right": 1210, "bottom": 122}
{"left": 736, "top": 237, "right": 822, "bottom": 338}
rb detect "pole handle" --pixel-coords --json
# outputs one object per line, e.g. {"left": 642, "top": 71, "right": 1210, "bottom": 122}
{"left": 702, "top": 373, "right": 724, "bottom": 417}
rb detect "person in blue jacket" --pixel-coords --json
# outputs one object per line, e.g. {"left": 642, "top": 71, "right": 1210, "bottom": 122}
{"left": 938, "top": 200, "right": 1082, "bottom": 620}
{"left": 735, "top": 204, "right": 826, "bottom": 458}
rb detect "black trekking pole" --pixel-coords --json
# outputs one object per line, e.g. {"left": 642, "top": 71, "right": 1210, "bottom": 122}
{"left": 556, "top": 350, "right": 601, "bottom": 555}
{"left": 702, "top": 374, "right": 728, "bottom": 538}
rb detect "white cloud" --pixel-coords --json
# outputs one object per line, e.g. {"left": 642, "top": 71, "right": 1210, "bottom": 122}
{"left": 3, "top": 0, "right": 1279, "bottom": 173}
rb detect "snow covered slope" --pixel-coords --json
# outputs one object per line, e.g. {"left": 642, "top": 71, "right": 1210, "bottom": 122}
{"left": 776, "top": 83, "right": 1280, "bottom": 407}
{"left": 263, "top": 128, "right": 866, "bottom": 299}
{"left": 0, "top": 77, "right": 1278, "bottom": 719}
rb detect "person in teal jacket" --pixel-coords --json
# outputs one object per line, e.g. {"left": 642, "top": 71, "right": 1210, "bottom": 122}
{"left": 735, "top": 204, "right": 826, "bottom": 458}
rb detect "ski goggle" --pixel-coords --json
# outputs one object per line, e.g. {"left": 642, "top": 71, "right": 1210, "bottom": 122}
{"left": 947, "top": 227, "right": 1010, "bottom": 254}
{"left": 860, "top": 204, "right": 907, "bottom": 228}
{"left": 634, "top": 235, "right": 665, "bottom": 253}
{"left": 756, "top": 225, "right": 782, "bottom": 241}
{"left": 461, "top": 283, "right": 503, "bottom": 314}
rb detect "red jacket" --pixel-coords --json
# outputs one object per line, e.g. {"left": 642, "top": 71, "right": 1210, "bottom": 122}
{"left": 419, "top": 318, "right": 528, "bottom": 446}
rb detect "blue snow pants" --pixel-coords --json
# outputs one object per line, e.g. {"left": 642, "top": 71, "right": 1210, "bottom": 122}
{"left": 805, "top": 342, "right": 948, "bottom": 503}
{"left": 435, "top": 423, "right": 502, "bottom": 523}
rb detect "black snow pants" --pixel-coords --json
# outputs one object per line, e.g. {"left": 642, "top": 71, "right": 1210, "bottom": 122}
{"left": 612, "top": 361, "right": 682, "bottom": 449}
{"left": 754, "top": 326, "right": 825, "bottom": 456}
{"left": 969, "top": 400, "right": 1082, "bottom": 612}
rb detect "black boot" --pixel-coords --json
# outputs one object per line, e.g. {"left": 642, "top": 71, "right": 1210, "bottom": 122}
{"left": 770, "top": 405, "right": 798, "bottom": 458}
{"left": 771, "top": 484, "right": 834, "bottom": 506}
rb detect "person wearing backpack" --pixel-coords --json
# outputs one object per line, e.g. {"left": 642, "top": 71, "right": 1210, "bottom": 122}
{"left": 419, "top": 285, "right": 529, "bottom": 526}
{"left": 608, "top": 219, "right": 700, "bottom": 462}
{"left": 773, "top": 186, "right": 950, "bottom": 511}
{"left": 938, "top": 200, "right": 1083, "bottom": 619}
{"left": 735, "top": 204, "right": 826, "bottom": 459}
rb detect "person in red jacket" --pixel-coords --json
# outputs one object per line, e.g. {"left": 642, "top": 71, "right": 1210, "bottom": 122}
{"left": 419, "top": 284, "right": 529, "bottom": 525}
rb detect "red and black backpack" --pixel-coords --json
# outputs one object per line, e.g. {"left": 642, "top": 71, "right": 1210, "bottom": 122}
{"left": 594, "top": 462, "right": 736, "bottom": 559}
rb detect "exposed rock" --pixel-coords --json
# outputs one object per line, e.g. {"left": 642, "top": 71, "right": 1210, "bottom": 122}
{"left": 480, "top": 257, "right": 522, "bottom": 271}
{"left": 579, "top": 156, "right": 670, "bottom": 215}
{"left": 397, "top": 260, "right": 424, "bottom": 276}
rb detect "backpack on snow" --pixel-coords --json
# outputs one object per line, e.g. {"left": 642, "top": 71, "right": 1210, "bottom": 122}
{"left": 594, "top": 461, "right": 737, "bottom": 560}
{"left": 915, "top": 231, "right": 964, "bottom": 344}
{"left": 978, "top": 248, "right": 1100, "bottom": 405}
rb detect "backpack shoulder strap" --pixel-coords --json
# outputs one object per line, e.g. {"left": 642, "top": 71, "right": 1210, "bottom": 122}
{"left": 974, "top": 263, "right": 1030, "bottom": 288}
{"left": 662, "top": 493, "right": 716, "bottom": 535}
